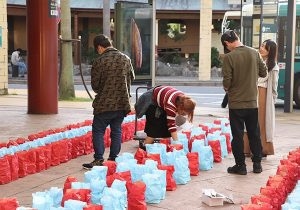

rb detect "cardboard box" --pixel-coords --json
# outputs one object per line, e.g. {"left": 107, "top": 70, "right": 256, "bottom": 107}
{"left": 202, "top": 192, "right": 225, "bottom": 206}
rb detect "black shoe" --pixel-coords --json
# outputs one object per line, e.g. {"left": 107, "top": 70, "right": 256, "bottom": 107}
{"left": 253, "top": 162, "right": 262, "bottom": 173}
{"left": 227, "top": 164, "right": 247, "bottom": 175}
{"left": 82, "top": 159, "right": 104, "bottom": 170}
{"left": 107, "top": 157, "right": 116, "bottom": 161}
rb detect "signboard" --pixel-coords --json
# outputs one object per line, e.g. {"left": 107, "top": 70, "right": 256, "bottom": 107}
{"left": 49, "top": 0, "right": 59, "bottom": 18}
{"left": 115, "top": 2, "right": 152, "bottom": 82}
{"left": 253, "top": 0, "right": 262, "bottom": 5}
{"left": 262, "top": 23, "right": 277, "bottom": 33}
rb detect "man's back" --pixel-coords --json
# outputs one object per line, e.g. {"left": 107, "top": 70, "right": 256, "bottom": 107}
{"left": 11, "top": 51, "right": 19, "bottom": 65}
{"left": 91, "top": 48, "right": 134, "bottom": 115}
{"left": 222, "top": 46, "right": 267, "bottom": 109}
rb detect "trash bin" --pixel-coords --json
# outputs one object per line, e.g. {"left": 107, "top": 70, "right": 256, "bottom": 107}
{"left": 12, "top": 63, "right": 19, "bottom": 77}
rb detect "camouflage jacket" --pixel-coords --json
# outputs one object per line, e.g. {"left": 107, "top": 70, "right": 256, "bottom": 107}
{"left": 91, "top": 47, "right": 135, "bottom": 115}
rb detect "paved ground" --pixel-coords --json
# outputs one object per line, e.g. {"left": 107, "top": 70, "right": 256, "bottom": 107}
{"left": 0, "top": 86, "right": 299, "bottom": 209}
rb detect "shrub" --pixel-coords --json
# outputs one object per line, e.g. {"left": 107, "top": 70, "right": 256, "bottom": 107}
{"left": 211, "top": 47, "right": 221, "bottom": 68}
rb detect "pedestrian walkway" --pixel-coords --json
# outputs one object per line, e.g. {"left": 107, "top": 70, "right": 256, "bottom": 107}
{"left": 0, "top": 88, "right": 299, "bottom": 209}
{"left": 7, "top": 74, "right": 223, "bottom": 87}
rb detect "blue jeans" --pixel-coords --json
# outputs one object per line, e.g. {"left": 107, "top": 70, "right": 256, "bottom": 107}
{"left": 17, "top": 61, "right": 27, "bottom": 76}
{"left": 92, "top": 110, "right": 126, "bottom": 160}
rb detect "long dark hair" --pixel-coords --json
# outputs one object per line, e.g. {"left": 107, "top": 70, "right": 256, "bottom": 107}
{"left": 263, "top": 39, "right": 278, "bottom": 72}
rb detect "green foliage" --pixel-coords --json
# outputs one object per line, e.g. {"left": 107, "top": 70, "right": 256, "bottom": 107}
{"left": 190, "top": 48, "right": 222, "bottom": 68}
{"left": 211, "top": 47, "right": 221, "bottom": 68}
{"left": 228, "top": 20, "right": 240, "bottom": 31}
{"left": 80, "top": 27, "right": 101, "bottom": 64}
{"left": 190, "top": 53, "right": 199, "bottom": 66}
{"left": 160, "top": 53, "right": 181, "bottom": 64}
{"left": 212, "top": 19, "right": 222, "bottom": 33}
{"left": 86, "top": 47, "right": 99, "bottom": 65}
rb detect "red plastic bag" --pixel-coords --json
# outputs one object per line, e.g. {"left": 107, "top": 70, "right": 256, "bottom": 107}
{"left": 209, "top": 127, "right": 221, "bottom": 133}
{"left": 187, "top": 152, "right": 199, "bottom": 176}
{"left": 0, "top": 156, "right": 11, "bottom": 184}
{"left": 61, "top": 189, "right": 91, "bottom": 207}
{"left": 42, "top": 144, "right": 52, "bottom": 169}
{"left": 83, "top": 204, "right": 103, "bottom": 210}
{"left": 251, "top": 194, "right": 272, "bottom": 206}
{"left": 17, "top": 149, "right": 37, "bottom": 178}
{"left": 146, "top": 153, "right": 161, "bottom": 165}
{"left": 241, "top": 203, "right": 274, "bottom": 210}
{"left": 208, "top": 140, "right": 222, "bottom": 162}
{"left": 159, "top": 138, "right": 170, "bottom": 146}
{"left": 127, "top": 181, "right": 147, "bottom": 210}
{"left": 83, "top": 132, "right": 93, "bottom": 155}
{"left": 34, "top": 147, "right": 46, "bottom": 172}
{"left": 102, "top": 160, "right": 117, "bottom": 176}
{"left": 7, "top": 154, "right": 19, "bottom": 181}
{"left": 182, "top": 131, "right": 191, "bottom": 141}
{"left": 106, "top": 171, "right": 132, "bottom": 187}
{"left": 0, "top": 142, "right": 7, "bottom": 148}
{"left": 260, "top": 186, "right": 280, "bottom": 209}
{"left": 288, "top": 149, "right": 300, "bottom": 164}
{"left": 198, "top": 124, "right": 209, "bottom": 135}
{"left": 70, "top": 137, "right": 79, "bottom": 159}
{"left": 168, "top": 144, "right": 183, "bottom": 152}
{"left": 221, "top": 132, "right": 232, "bottom": 153}
{"left": 51, "top": 140, "right": 69, "bottom": 166}
{"left": 157, "top": 164, "right": 176, "bottom": 191}
{"left": 0, "top": 197, "right": 19, "bottom": 209}
{"left": 63, "top": 176, "right": 78, "bottom": 194}
{"left": 134, "top": 148, "right": 147, "bottom": 164}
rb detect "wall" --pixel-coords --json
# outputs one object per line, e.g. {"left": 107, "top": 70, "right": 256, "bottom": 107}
{"left": 12, "top": 16, "right": 26, "bottom": 51}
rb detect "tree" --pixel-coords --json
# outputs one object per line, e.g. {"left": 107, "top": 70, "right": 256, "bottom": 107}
{"left": 59, "top": 0, "right": 75, "bottom": 99}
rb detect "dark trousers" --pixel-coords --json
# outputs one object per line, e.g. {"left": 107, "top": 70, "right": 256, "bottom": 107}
{"left": 92, "top": 110, "right": 125, "bottom": 160}
{"left": 229, "top": 108, "right": 262, "bottom": 165}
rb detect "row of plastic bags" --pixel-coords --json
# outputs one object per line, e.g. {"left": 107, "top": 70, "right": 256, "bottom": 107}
{"left": 0, "top": 119, "right": 232, "bottom": 209}
{"left": 0, "top": 117, "right": 146, "bottom": 185}
{"left": 241, "top": 147, "right": 300, "bottom": 210}
{"left": 0, "top": 117, "right": 232, "bottom": 209}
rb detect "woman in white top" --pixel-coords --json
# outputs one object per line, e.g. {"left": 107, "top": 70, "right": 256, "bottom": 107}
{"left": 258, "top": 39, "right": 279, "bottom": 156}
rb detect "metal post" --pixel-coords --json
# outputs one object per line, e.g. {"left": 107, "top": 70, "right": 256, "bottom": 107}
{"left": 284, "top": 0, "right": 296, "bottom": 113}
{"left": 27, "top": 0, "right": 58, "bottom": 114}
{"left": 103, "top": 0, "right": 110, "bottom": 38}
{"left": 151, "top": 0, "right": 156, "bottom": 87}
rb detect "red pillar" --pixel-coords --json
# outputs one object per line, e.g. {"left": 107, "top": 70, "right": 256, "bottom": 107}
{"left": 27, "top": 0, "right": 58, "bottom": 114}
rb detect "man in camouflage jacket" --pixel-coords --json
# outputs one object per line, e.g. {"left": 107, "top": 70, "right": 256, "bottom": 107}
{"left": 83, "top": 34, "right": 135, "bottom": 169}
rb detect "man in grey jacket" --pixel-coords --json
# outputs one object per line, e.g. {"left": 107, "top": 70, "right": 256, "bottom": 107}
{"left": 221, "top": 30, "right": 268, "bottom": 175}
